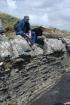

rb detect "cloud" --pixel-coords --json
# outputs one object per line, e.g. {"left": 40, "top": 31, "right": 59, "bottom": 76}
{"left": 0, "top": 0, "right": 70, "bottom": 31}
{"left": 7, "top": 0, "right": 17, "bottom": 9}
{"left": 29, "top": 13, "right": 49, "bottom": 26}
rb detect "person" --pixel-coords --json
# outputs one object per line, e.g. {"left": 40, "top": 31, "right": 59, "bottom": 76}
{"left": 0, "top": 17, "right": 3, "bottom": 34}
{"left": 15, "top": 16, "right": 36, "bottom": 48}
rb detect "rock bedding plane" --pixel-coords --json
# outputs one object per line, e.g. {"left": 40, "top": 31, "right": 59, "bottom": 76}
{"left": 0, "top": 34, "right": 70, "bottom": 105}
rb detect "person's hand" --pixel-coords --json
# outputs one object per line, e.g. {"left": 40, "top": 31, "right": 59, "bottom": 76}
{"left": 26, "top": 34, "right": 31, "bottom": 39}
{"left": 28, "top": 34, "right": 31, "bottom": 39}
{"left": 28, "top": 30, "right": 32, "bottom": 39}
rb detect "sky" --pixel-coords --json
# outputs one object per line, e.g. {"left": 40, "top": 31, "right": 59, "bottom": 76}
{"left": 0, "top": 0, "right": 70, "bottom": 31}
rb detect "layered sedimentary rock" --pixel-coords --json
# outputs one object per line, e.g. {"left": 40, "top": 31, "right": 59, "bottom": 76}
{"left": 0, "top": 54, "right": 67, "bottom": 105}
{"left": 0, "top": 34, "right": 70, "bottom": 105}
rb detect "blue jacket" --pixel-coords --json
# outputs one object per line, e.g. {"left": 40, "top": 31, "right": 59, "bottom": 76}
{"left": 15, "top": 19, "right": 31, "bottom": 34}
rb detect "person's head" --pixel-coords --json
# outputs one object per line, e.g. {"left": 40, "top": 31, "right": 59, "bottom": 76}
{"left": 24, "top": 16, "right": 29, "bottom": 23}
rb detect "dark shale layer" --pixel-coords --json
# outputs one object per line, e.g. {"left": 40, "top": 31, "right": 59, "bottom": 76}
{"left": 0, "top": 52, "right": 69, "bottom": 105}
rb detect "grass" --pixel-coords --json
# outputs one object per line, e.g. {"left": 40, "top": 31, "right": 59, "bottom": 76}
{"left": 0, "top": 12, "right": 19, "bottom": 38}
{"left": 0, "top": 12, "right": 19, "bottom": 31}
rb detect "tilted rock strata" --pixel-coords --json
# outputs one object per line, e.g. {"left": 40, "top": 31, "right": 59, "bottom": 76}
{"left": 0, "top": 55, "right": 66, "bottom": 105}
{"left": 0, "top": 34, "right": 70, "bottom": 105}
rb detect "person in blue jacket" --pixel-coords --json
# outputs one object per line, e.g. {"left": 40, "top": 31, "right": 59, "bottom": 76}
{"left": 15, "top": 16, "right": 36, "bottom": 48}
{"left": 0, "top": 17, "right": 3, "bottom": 34}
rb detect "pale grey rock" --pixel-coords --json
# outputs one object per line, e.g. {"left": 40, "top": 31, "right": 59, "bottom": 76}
{"left": 0, "top": 35, "right": 12, "bottom": 59}
{"left": 10, "top": 35, "right": 32, "bottom": 58}
{"left": 0, "top": 35, "right": 33, "bottom": 59}
{"left": 33, "top": 45, "right": 43, "bottom": 56}
{"left": 0, "top": 34, "right": 66, "bottom": 59}
{"left": 62, "top": 37, "right": 70, "bottom": 44}
{"left": 0, "top": 62, "right": 3, "bottom": 66}
{"left": 44, "top": 38, "right": 66, "bottom": 54}
{"left": 62, "top": 37, "right": 70, "bottom": 51}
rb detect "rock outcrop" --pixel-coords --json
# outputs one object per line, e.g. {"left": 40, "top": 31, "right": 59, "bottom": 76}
{"left": 0, "top": 35, "right": 12, "bottom": 59}
{"left": 62, "top": 36, "right": 70, "bottom": 52}
{"left": 10, "top": 35, "right": 32, "bottom": 58}
{"left": 0, "top": 34, "right": 70, "bottom": 105}
{"left": 0, "top": 34, "right": 67, "bottom": 60}
{"left": 0, "top": 54, "right": 67, "bottom": 105}
{"left": 44, "top": 38, "right": 66, "bottom": 54}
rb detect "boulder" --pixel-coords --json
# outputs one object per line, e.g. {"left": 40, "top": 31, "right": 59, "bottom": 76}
{"left": 10, "top": 35, "right": 32, "bottom": 58}
{"left": 62, "top": 37, "right": 70, "bottom": 51}
{"left": 62, "top": 37, "right": 70, "bottom": 44}
{"left": 44, "top": 38, "right": 66, "bottom": 54}
{"left": 0, "top": 34, "right": 67, "bottom": 60}
{"left": 0, "top": 35, "right": 33, "bottom": 60}
{"left": 0, "top": 35, "right": 12, "bottom": 59}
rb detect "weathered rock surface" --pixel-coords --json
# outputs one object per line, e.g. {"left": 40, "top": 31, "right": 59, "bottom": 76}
{"left": 62, "top": 37, "right": 70, "bottom": 52}
{"left": 0, "top": 34, "right": 67, "bottom": 60}
{"left": 0, "top": 35, "right": 12, "bottom": 59}
{"left": 44, "top": 38, "right": 66, "bottom": 54}
{"left": 0, "top": 54, "right": 67, "bottom": 105}
{"left": 32, "top": 45, "right": 43, "bottom": 55}
{"left": 0, "top": 34, "right": 70, "bottom": 105}
{"left": 10, "top": 35, "right": 32, "bottom": 58}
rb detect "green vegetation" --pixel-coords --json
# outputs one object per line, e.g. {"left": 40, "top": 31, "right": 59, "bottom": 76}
{"left": 0, "top": 12, "right": 19, "bottom": 31}
{"left": 0, "top": 12, "right": 19, "bottom": 38}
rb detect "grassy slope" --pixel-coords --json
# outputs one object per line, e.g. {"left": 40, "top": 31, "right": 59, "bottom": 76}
{"left": 0, "top": 12, "right": 19, "bottom": 30}
{"left": 0, "top": 12, "right": 19, "bottom": 38}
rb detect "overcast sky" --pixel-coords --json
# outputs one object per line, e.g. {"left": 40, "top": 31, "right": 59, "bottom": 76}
{"left": 0, "top": 0, "right": 70, "bottom": 31}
